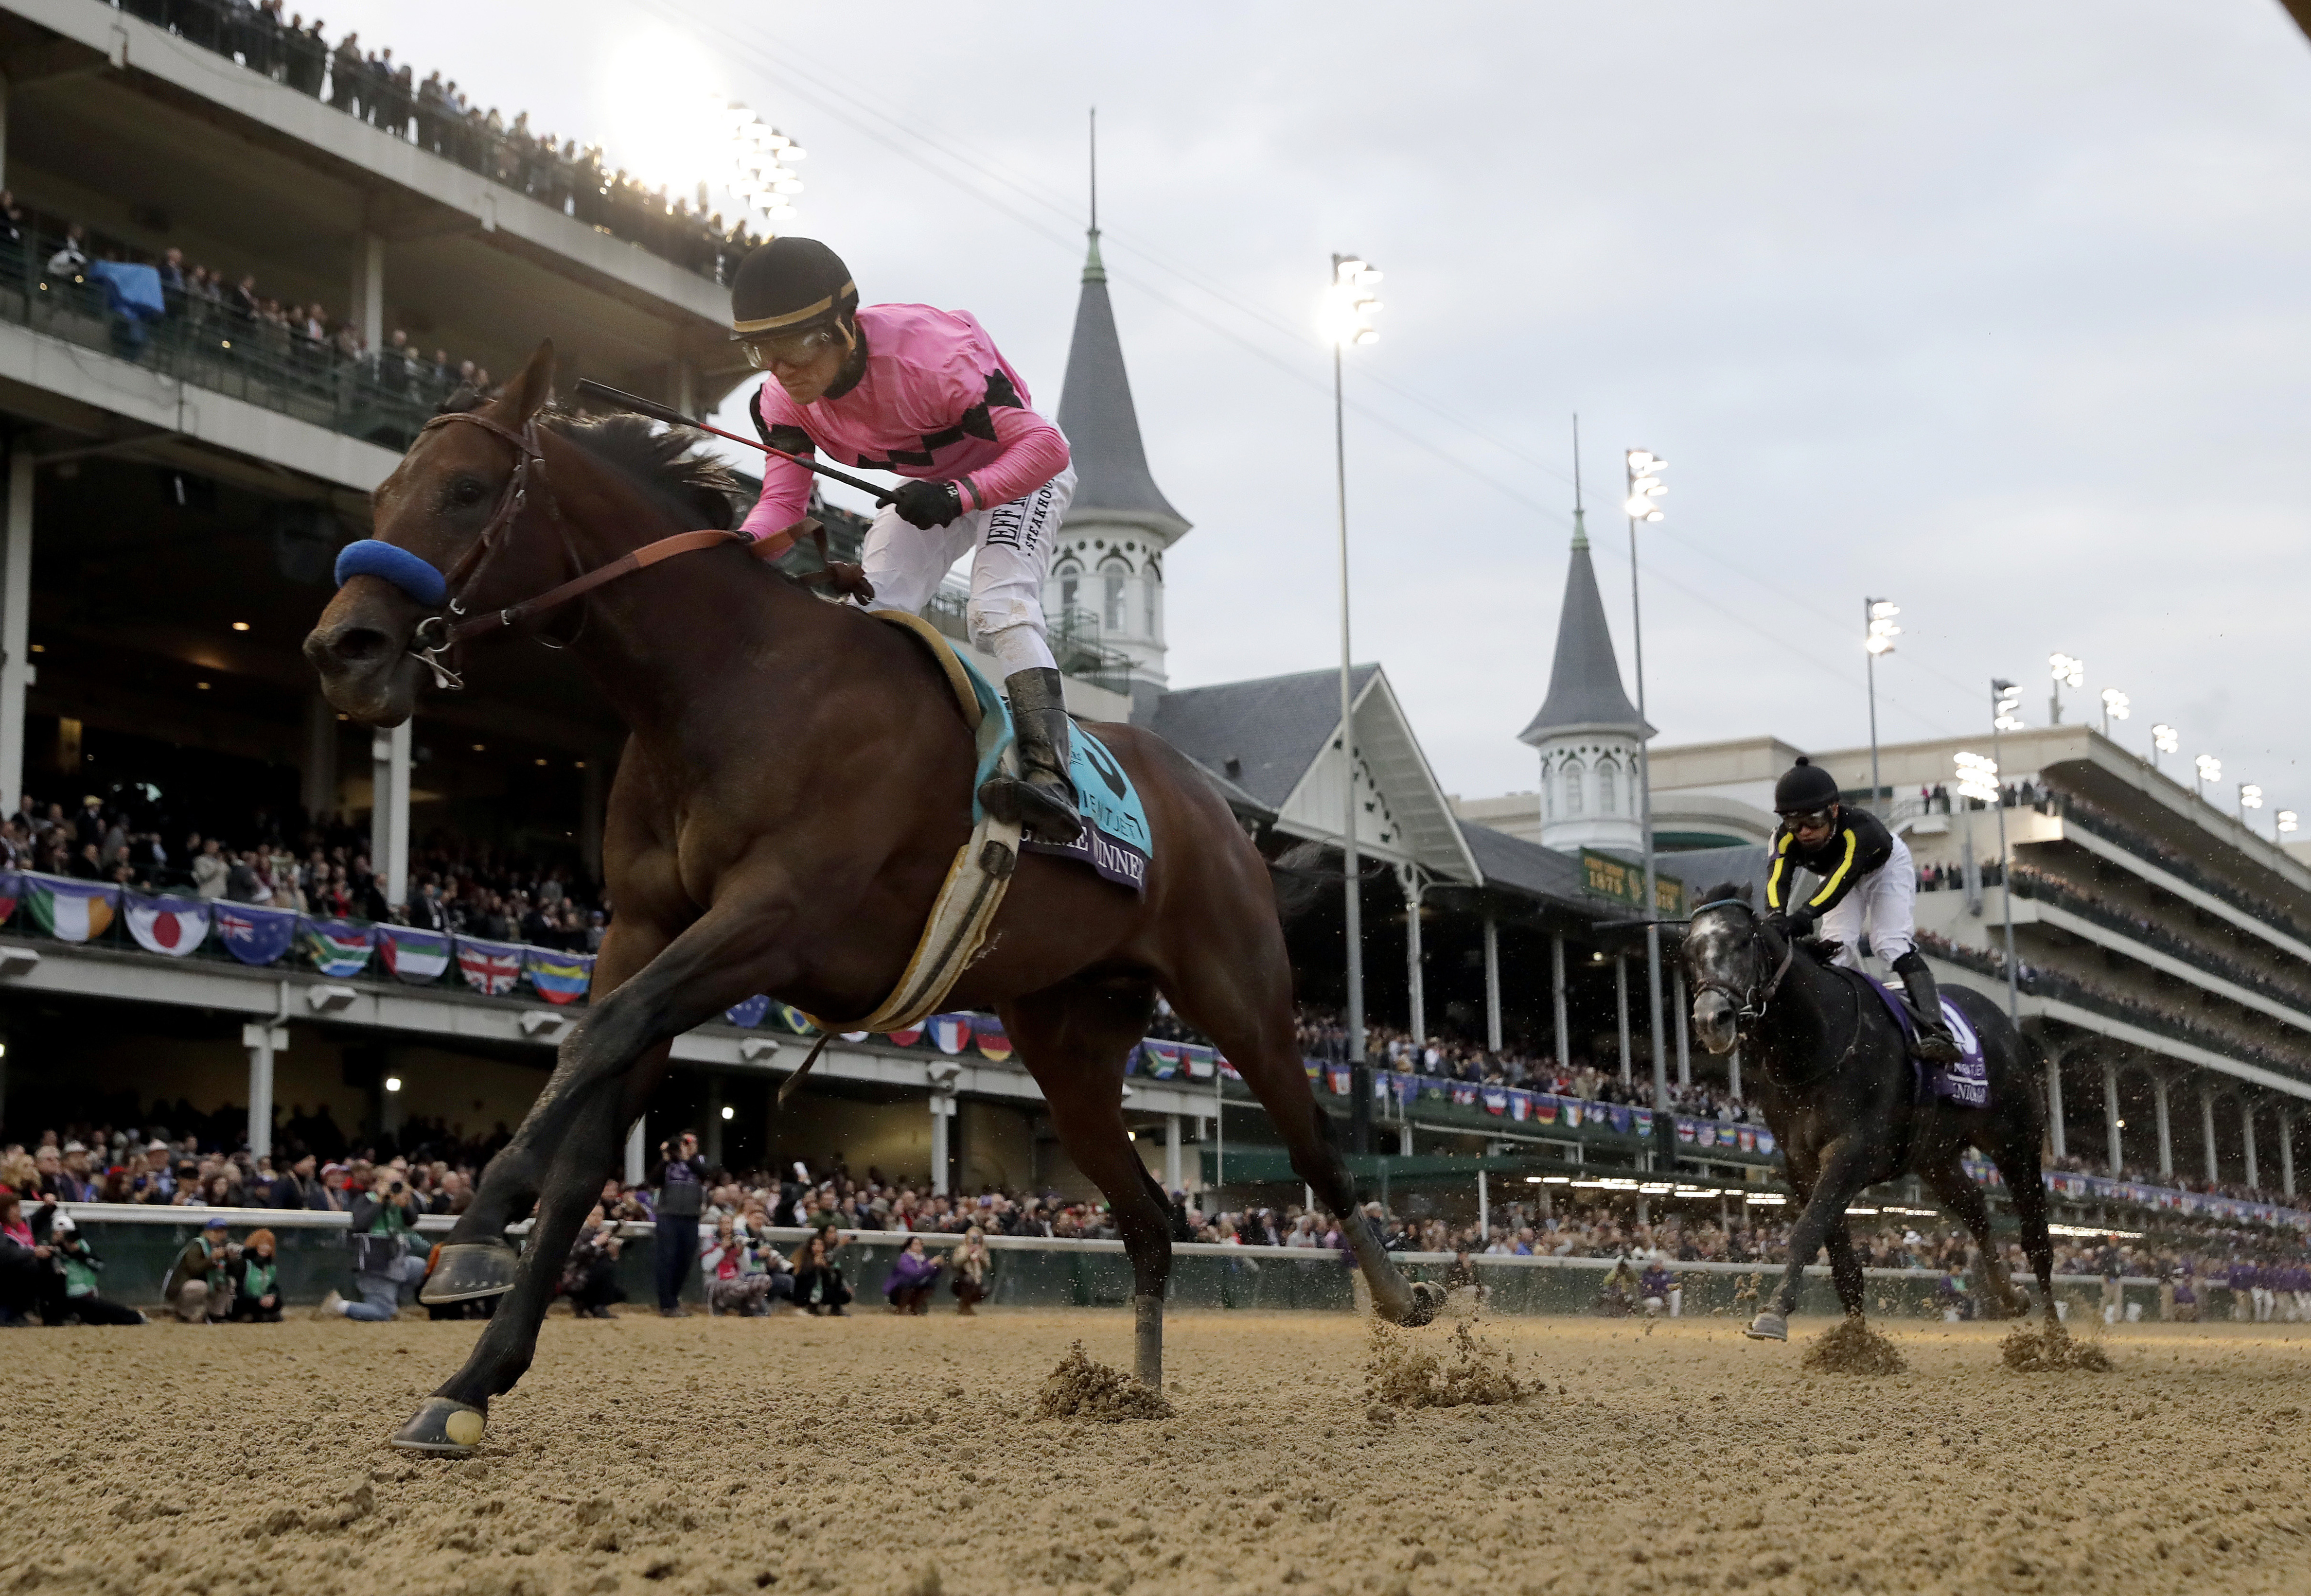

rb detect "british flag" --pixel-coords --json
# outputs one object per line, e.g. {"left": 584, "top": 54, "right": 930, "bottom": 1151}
{"left": 455, "top": 936, "right": 522, "bottom": 997}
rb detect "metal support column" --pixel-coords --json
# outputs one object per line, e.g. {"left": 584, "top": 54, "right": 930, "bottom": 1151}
{"left": 241, "top": 1023, "right": 287, "bottom": 1161}
{"left": 624, "top": 1118, "right": 646, "bottom": 1188}
{"left": 930, "top": 1093, "right": 957, "bottom": 1197}
{"left": 1164, "top": 1113, "right": 1182, "bottom": 1192}
{"left": 2103, "top": 1060, "right": 2124, "bottom": 1175}
{"left": 2281, "top": 1106, "right": 2296, "bottom": 1199}
{"left": 302, "top": 694, "right": 339, "bottom": 821}
{"left": 353, "top": 231, "right": 385, "bottom": 351}
{"left": 2153, "top": 1074, "right": 2173, "bottom": 1177}
{"left": 2201, "top": 1087, "right": 2220, "bottom": 1181}
{"left": 1482, "top": 913, "right": 1502, "bottom": 1055}
{"left": 1551, "top": 934, "right": 1570, "bottom": 1073}
{"left": 704, "top": 1076, "right": 724, "bottom": 1168}
{"left": 2046, "top": 1052, "right": 2067, "bottom": 1159}
{"left": 2241, "top": 1098, "right": 2258, "bottom": 1192}
{"left": 1673, "top": 968, "right": 1691, "bottom": 1089}
{"left": 369, "top": 723, "right": 411, "bottom": 908}
{"left": 0, "top": 440, "right": 33, "bottom": 810}
{"left": 1477, "top": 1168, "right": 1489, "bottom": 1242}
{"left": 1398, "top": 862, "right": 1426, "bottom": 1044}
{"left": 1615, "top": 955, "right": 1631, "bottom": 1084}
{"left": 1728, "top": 1044, "right": 1742, "bottom": 1103}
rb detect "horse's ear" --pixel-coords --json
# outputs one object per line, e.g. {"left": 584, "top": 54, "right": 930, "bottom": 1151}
{"left": 494, "top": 339, "right": 558, "bottom": 426}
{"left": 1736, "top": 882, "right": 1754, "bottom": 904}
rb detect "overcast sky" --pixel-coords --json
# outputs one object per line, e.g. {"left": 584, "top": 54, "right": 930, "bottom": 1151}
{"left": 330, "top": 0, "right": 2311, "bottom": 816}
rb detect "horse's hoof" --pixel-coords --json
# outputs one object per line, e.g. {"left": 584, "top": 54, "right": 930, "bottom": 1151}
{"left": 1743, "top": 1312, "right": 1789, "bottom": 1342}
{"left": 420, "top": 1240, "right": 517, "bottom": 1303}
{"left": 1381, "top": 1281, "right": 1445, "bottom": 1328}
{"left": 390, "top": 1397, "right": 487, "bottom": 1457}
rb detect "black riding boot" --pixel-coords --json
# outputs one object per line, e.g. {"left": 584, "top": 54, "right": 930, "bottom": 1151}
{"left": 980, "top": 667, "right": 1084, "bottom": 843}
{"left": 1893, "top": 951, "right": 1963, "bottom": 1063}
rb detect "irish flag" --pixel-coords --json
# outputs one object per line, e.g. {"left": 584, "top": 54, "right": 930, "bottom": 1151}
{"left": 21, "top": 874, "right": 119, "bottom": 943}
{"left": 125, "top": 893, "right": 211, "bottom": 956}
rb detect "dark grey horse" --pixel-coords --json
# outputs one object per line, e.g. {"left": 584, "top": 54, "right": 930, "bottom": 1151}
{"left": 1680, "top": 883, "right": 2057, "bottom": 1340}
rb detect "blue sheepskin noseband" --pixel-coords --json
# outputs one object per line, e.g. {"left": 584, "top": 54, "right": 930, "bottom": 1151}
{"left": 335, "top": 539, "right": 448, "bottom": 607}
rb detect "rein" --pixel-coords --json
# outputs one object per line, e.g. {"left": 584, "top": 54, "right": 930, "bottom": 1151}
{"left": 340, "top": 409, "right": 870, "bottom": 692}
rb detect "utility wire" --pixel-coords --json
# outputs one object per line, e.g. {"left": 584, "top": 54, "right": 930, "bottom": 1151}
{"left": 653, "top": 0, "right": 1979, "bottom": 726}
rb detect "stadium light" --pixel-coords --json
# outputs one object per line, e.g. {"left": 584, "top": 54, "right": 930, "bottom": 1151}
{"left": 384, "top": 1075, "right": 403, "bottom": 1093}
{"left": 2150, "top": 722, "right": 2179, "bottom": 772}
{"left": 720, "top": 1104, "right": 736, "bottom": 1121}
{"left": 1322, "top": 256, "right": 1382, "bottom": 347}
{"left": 2048, "top": 652, "right": 2083, "bottom": 724}
{"left": 1954, "top": 751, "right": 2000, "bottom": 805}
{"left": 2280, "top": 810, "right": 2299, "bottom": 838}
{"left": 1993, "top": 679, "right": 2024, "bottom": 733}
{"left": 2240, "top": 783, "right": 2263, "bottom": 822}
{"left": 1625, "top": 449, "right": 1667, "bottom": 521}
{"left": 2099, "top": 688, "right": 2129, "bottom": 736}
{"left": 2195, "top": 754, "right": 2221, "bottom": 801}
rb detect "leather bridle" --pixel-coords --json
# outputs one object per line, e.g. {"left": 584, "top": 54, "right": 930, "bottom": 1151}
{"left": 398, "top": 410, "right": 747, "bottom": 691}
{"left": 1689, "top": 896, "right": 1866, "bottom": 1085}
{"left": 1687, "top": 897, "right": 1793, "bottom": 1029}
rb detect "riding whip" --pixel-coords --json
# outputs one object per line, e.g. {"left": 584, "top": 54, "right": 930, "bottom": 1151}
{"left": 571, "top": 379, "right": 900, "bottom": 507}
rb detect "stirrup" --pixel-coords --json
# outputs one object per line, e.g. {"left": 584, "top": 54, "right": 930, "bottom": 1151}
{"left": 1915, "top": 1026, "right": 1963, "bottom": 1064}
{"left": 980, "top": 773, "right": 1083, "bottom": 844}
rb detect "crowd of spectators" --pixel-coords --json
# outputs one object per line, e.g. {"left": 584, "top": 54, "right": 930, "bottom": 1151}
{"left": 2004, "top": 860, "right": 2311, "bottom": 1016}
{"left": 1916, "top": 929, "right": 2311, "bottom": 1083}
{"left": 14, "top": 187, "right": 502, "bottom": 421}
{"left": 0, "top": 790, "right": 605, "bottom": 949}
{"left": 2057, "top": 791, "right": 2311, "bottom": 949}
{"left": 96, "top": 0, "right": 768, "bottom": 284}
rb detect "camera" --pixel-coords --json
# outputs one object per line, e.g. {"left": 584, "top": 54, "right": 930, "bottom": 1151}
{"left": 389, "top": 1180, "right": 406, "bottom": 1194}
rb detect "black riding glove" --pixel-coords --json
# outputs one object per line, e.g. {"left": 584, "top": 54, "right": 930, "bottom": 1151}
{"left": 1765, "top": 907, "right": 1813, "bottom": 939}
{"left": 893, "top": 479, "right": 963, "bottom": 530}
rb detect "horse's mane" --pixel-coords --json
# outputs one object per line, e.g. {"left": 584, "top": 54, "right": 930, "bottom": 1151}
{"left": 539, "top": 409, "right": 742, "bottom": 532}
{"left": 433, "top": 386, "right": 743, "bottom": 532}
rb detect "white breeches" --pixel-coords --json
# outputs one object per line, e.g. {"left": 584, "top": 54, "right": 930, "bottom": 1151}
{"left": 862, "top": 467, "right": 1075, "bottom": 676}
{"left": 1816, "top": 832, "right": 1917, "bottom": 970}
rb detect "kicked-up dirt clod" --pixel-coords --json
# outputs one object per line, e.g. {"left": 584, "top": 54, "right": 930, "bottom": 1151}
{"left": 1365, "top": 1316, "right": 1527, "bottom": 1411}
{"left": 2001, "top": 1320, "right": 2117, "bottom": 1372}
{"left": 1801, "top": 1315, "right": 1909, "bottom": 1376}
{"left": 1035, "top": 1339, "right": 1174, "bottom": 1421}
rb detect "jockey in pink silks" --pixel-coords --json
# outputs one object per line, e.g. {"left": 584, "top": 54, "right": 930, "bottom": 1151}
{"left": 729, "top": 236, "right": 1081, "bottom": 842}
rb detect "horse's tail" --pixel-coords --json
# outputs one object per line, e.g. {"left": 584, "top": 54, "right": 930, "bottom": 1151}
{"left": 1267, "top": 841, "right": 1335, "bottom": 924}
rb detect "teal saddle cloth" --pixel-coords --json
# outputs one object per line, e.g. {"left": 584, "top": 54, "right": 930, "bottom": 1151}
{"left": 953, "top": 649, "right": 1150, "bottom": 894}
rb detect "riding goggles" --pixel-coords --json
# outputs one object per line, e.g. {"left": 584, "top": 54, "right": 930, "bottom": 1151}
{"left": 1780, "top": 807, "right": 1836, "bottom": 831}
{"left": 740, "top": 324, "right": 841, "bottom": 369}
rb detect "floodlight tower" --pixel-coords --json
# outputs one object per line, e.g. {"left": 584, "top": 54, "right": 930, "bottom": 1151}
{"left": 1988, "top": 679, "right": 2024, "bottom": 1021}
{"left": 2151, "top": 722, "right": 2178, "bottom": 773}
{"left": 2240, "top": 783, "right": 2263, "bottom": 825}
{"left": 2099, "top": 688, "right": 2129, "bottom": 738}
{"left": 1864, "top": 598, "right": 1899, "bottom": 813}
{"left": 2195, "top": 754, "right": 2222, "bottom": 805}
{"left": 1325, "top": 253, "right": 1380, "bottom": 1152}
{"left": 2048, "top": 653, "right": 2083, "bottom": 724}
{"left": 1625, "top": 447, "right": 1669, "bottom": 1115}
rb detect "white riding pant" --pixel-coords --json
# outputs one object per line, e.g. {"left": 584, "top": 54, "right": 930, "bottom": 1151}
{"left": 1814, "top": 832, "right": 1917, "bottom": 971}
{"left": 861, "top": 467, "right": 1075, "bottom": 676}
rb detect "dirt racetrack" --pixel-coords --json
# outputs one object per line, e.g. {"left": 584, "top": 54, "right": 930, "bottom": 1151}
{"left": 7, "top": 1307, "right": 2310, "bottom": 1596}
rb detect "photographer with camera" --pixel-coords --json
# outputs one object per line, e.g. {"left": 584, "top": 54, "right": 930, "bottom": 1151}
{"left": 317, "top": 1164, "right": 427, "bottom": 1322}
{"left": 647, "top": 1130, "right": 707, "bottom": 1318}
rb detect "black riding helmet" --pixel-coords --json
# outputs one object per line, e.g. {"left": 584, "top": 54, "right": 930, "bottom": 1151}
{"left": 728, "top": 237, "right": 858, "bottom": 343}
{"left": 1773, "top": 756, "right": 1840, "bottom": 817}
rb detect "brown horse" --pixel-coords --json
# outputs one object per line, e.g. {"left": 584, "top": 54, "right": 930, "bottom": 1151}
{"left": 305, "top": 342, "right": 1439, "bottom": 1455}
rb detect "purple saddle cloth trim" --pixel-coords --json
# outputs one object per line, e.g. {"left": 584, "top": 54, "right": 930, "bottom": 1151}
{"left": 1856, "top": 969, "right": 1990, "bottom": 1107}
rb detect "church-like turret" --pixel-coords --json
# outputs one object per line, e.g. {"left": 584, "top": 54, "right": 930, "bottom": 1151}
{"left": 1047, "top": 218, "right": 1190, "bottom": 719}
{"left": 1517, "top": 506, "right": 1651, "bottom": 852}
